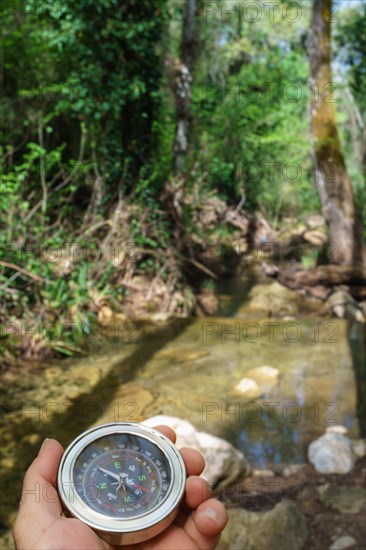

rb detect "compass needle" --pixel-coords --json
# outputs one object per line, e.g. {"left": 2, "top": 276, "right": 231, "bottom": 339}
{"left": 97, "top": 466, "right": 120, "bottom": 482}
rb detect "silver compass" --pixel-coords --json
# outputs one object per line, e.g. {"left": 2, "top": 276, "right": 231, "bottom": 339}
{"left": 57, "top": 423, "right": 186, "bottom": 545}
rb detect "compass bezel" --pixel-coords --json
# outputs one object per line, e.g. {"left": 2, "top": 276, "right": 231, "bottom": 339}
{"left": 57, "top": 422, "right": 186, "bottom": 545}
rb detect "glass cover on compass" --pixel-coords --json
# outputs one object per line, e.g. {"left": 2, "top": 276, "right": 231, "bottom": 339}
{"left": 73, "top": 433, "right": 172, "bottom": 518}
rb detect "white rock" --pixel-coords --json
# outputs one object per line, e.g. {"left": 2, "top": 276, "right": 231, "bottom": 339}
{"left": 308, "top": 433, "right": 355, "bottom": 474}
{"left": 143, "top": 415, "right": 250, "bottom": 487}
{"left": 329, "top": 535, "right": 357, "bottom": 549}
{"left": 333, "top": 305, "right": 345, "bottom": 318}
{"left": 233, "top": 378, "right": 261, "bottom": 398}
{"left": 252, "top": 469, "right": 275, "bottom": 477}
{"left": 144, "top": 415, "right": 196, "bottom": 437}
{"left": 246, "top": 366, "right": 279, "bottom": 393}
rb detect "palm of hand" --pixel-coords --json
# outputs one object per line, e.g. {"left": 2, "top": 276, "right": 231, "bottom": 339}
{"left": 25, "top": 511, "right": 206, "bottom": 550}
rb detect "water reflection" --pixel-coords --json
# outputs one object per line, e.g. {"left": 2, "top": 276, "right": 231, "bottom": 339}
{"left": 223, "top": 398, "right": 310, "bottom": 467}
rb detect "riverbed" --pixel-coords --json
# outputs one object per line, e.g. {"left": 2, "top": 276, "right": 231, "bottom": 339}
{"left": 1, "top": 266, "right": 365, "bottom": 544}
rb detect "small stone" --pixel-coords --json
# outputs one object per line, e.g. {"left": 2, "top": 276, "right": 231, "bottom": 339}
{"left": 352, "top": 439, "right": 366, "bottom": 459}
{"left": 308, "top": 432, "right": 355, "bottom": 474}
{"left": 149, "top": 312, "right": 171, "bottom": 322}
{"left": 329, "top": 535, "right": 357, "bottom": 549}
{"left": 327, "top": 291, "right": 365, "bottom": 322}
{"left": 246, "top": 366, "right": 279, "bottom": 393}
{"left": 283, "top": 464, "right": 307, "bottom": 477}
{"left": 252, "top": 469, "right": 275, "bottom": 477}
{"left": 233, "top": 378, "right": 262, "bottom": 399}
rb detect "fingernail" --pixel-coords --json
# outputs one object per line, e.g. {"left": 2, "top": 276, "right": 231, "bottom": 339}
{"left": 200, "top": 507, "right": 220, "bottom": 525}
{"left": 38, "top": 438, "right": 50, "bottom": 455}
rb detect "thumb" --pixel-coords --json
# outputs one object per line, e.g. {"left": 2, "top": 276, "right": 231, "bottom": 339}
{"left": 17, "top": 439, "right": 64, "bottom": 516}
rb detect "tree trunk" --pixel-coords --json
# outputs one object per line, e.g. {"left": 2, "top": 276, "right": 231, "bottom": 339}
{"left": 173, "top": 0, "right": 198, "bottom": 174}
{"left": 309, "top": 0, "right": 366, "bottom": 267}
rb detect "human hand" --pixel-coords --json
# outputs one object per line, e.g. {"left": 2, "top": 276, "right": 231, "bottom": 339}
{"left": 13, "top": 426, "right": 228, "bottom": 549}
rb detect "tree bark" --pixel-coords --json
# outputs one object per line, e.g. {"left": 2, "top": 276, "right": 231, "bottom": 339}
{"left": 309, "top": 0, "right": 366, "bottom": 267}
{"left": 173, "top": 0, "right": 198, "bottom": 175}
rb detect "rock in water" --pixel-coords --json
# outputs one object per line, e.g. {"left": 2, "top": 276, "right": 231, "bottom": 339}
{"left": 246, "top": 366, "right": 279, "bottom": 393}
{"left": 327, "top": 290, "right": 365, "bottom": 322}
{"left": 308, "top": 432, "right": 355, "bottom": 474}
{"left": 218, "top": 501, "right": 308, "bottom": 550}
{"left": 143, "top": 415, "right": 250, "bottom": 488}
{"left": 232, "top": 378, "right": 262, "bottom": 398}
{"left": 329, "top": 535, "right": 357, "bottom": 549}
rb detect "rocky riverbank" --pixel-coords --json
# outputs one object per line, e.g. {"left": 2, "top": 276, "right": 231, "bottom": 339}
{"left": 219, "top": 455, "right": 366, "bottom": 550}
{"left": 142, "top": 416, "right": 366, "bottom": 550}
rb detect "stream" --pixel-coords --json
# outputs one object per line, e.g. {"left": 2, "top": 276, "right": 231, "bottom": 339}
{"left": 1, "top": 265, "right": 365, "bottom": 536}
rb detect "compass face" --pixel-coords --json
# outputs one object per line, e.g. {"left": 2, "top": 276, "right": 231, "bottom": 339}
{"left": 73, "top": 433, "right": 171, "bottom": 518}
{"left": 57, "top": 423, "right": 186, "bottom": 546}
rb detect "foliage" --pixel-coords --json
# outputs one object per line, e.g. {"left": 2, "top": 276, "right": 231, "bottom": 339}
{"left": 334, "top": 2, "right": 366, "bottom": 234}
{"left": 335, "top": 2, "right": 366, "bottom": 116}
{"left": 2, "top": 0, "right": 168, "bottom": 195}
{"left": 192, "top": 4, "right": 318, "bottom": 219}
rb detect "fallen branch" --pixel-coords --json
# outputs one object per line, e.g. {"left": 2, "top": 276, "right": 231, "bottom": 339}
{"left": 268, "top": 263, "right": 366, "bottom": 300}
{"left": 0, "top": 261, "right": 45, "bottom": 283}
{"left": 181, "top": 256, "right": 218, "bottom": 279}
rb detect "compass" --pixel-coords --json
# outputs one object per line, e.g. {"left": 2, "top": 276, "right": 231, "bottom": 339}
{"left": 57, "top": 422, "right": 186, "bottom": 545}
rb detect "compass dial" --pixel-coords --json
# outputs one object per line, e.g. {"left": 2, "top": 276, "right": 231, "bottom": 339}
{"left": 57, "top": 423, "right": 186, "bottom": 546}
{"left": 73, "top": 433, "right": 171, "bottom": 518}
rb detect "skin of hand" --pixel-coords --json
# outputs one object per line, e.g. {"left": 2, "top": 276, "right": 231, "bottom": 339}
{"left": 13, "top": 425, "right": 228, "bottom": 550}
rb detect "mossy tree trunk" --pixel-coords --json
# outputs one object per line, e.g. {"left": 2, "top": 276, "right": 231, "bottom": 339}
{"left": 173, "top": 0, "right": 199, "bottom": 175}
{"left": 309, "top": 0, "right": 366, "bottom": 267}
